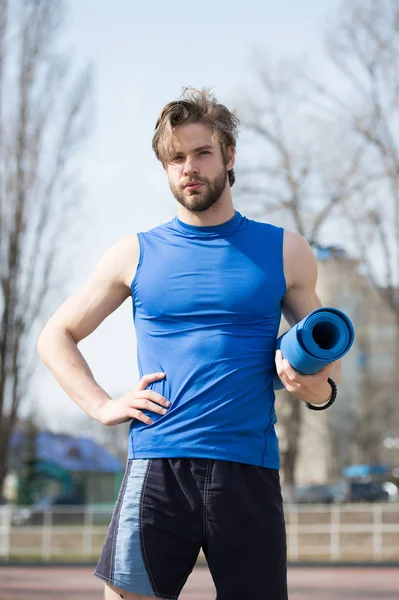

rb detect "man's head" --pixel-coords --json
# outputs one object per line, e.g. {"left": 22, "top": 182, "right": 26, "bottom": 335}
{"left": 152, "top": 88, "right": 239, "bottom": 213}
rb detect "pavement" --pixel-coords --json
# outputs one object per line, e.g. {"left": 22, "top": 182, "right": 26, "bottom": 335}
{"left": 0, "top": 565, "right": 398, "bottom": 599}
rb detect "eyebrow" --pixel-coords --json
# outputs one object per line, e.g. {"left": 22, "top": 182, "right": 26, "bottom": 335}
{"left": 172, "top": 144, "right": 214, "bottom": 158}
{"left": 193, "top": 144, "right": 213, "bottom": 152}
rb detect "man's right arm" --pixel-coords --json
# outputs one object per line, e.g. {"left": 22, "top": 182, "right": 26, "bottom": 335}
{"left": 37, "top": 234, "right": 169, "bottom": 426}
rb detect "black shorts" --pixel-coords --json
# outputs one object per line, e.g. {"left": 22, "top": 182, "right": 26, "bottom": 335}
{"left": 94, "top": 458, "right": 287, "bottom": 599}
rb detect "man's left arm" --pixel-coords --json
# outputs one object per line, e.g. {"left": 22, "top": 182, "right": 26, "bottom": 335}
{"left": 276, "top": 231, "right": 341, "bottom": 406}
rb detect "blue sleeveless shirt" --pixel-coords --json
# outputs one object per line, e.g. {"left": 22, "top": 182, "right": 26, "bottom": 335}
{"left": 129, "top": 211, "right": 286, "bottom": 468}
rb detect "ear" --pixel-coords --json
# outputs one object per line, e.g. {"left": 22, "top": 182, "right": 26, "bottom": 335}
{"left": 226, "top": 146, "right": 235, "bottom": 171}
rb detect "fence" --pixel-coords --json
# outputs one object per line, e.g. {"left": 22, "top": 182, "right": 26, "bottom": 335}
{"left": 0, "top": 503, "right": 398, "bottom": 562}
{"left": 285, "top": 502, "right": 399, "bottom": 562}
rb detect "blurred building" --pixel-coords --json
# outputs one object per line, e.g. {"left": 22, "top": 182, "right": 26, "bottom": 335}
{"left": 281, "top": 246, "right": 399, "bottom": 485}
{"left": 6, "top": 430, "right": 123, "bottom": 505}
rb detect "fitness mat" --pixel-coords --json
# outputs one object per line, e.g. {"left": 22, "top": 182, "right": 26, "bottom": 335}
{"left": 273, "top": 307, "right": 355, "bottom": 390}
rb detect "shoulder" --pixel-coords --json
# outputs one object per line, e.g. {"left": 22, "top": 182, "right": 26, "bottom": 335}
{"left": 107, "top": 234, "right": 140, "bottom": 260}
{"left": 283, "top": 230, "right": 317, "bottom": 290}
{"left": 96, "top": 234, "right": 140, "bottom": 288}
{"left": 283, "top": 230, "right": 311, "bottom": 255}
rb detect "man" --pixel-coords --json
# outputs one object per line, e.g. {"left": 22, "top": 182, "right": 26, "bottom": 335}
{"left": 37, "top": 88, "right": 339, "bottom": 600}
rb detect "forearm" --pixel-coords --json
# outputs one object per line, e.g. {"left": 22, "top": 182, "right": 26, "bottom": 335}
{"left": 295, "top": 360, "right": 341, "bottom": 406}
{"left": 276, "top": 347, "right": 342, "bottom": 406}
{"left": 293, "top": 380, "right": 331, "bottom": 406}
{"left": 37, "top": 327, "right": 111, "bottom": 421}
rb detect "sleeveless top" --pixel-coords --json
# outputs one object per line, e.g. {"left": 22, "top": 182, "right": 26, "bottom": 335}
{"left": 129, "top": 211, "right": 286, "bottom": 468}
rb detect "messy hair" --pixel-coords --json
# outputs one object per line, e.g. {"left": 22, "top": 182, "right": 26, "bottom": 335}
{"left": 152, "top": 87, "right": 239, "bottom": 187}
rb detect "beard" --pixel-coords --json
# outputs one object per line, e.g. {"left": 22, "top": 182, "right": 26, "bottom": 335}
{"left": 169, "top": 166, "right": 228, "bottom": 213}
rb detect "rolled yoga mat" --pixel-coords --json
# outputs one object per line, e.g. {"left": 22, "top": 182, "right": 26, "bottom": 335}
{"left": 273, "top": 307, "right": 355, "bottom": 390}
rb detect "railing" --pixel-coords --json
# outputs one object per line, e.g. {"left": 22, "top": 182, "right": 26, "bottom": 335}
{"left": 0, "top": 505, "right": 112, "bottom": 561}
{"left": 285, "top": 503, "right": 399, "bottom": 562}
{"left": 0, "top": 503, "right": 398, "bottom": 562}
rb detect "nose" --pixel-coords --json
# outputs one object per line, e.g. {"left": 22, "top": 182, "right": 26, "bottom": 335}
{"left": 183, "top": 157, "right": 199, "bottom": 177}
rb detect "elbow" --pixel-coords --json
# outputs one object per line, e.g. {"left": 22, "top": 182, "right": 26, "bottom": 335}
{"left": 37, "top": 327, "right": 51, "bottom": 361}
{"left": 36, "top": 324, "right": 72, "bottom": 361}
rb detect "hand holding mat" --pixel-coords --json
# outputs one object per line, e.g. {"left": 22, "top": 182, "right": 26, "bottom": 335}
{"left": 273, "top": 307, "right": 355, "bottom": 390}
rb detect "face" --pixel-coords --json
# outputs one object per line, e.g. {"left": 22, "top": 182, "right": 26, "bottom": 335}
{"left": 165, "top": 122, "right": 234, "bottom": 213}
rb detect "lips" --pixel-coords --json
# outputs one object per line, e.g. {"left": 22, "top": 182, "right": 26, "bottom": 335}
{"left": 184, "top": 182, "right": 203, "bottom": 190}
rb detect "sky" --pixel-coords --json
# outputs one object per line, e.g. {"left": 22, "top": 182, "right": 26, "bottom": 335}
{"left": 34, "top": 0, "right": 341, "bottom": 431}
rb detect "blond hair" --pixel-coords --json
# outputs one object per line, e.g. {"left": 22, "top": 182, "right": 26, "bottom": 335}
{"left": 152, "top": 87, "right": 239, "bottom": 187}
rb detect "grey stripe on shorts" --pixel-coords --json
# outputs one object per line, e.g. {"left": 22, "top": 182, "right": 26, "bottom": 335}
{"left": 94, "top": 459, "right": 155, "bottom": 596}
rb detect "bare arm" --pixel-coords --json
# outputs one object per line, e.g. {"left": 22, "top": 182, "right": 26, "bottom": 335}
{"left": 37, "top": 235, "right": 170, "bottom": 424}
{"left": 276, "top": 231, "right": 341, "bottom": 405}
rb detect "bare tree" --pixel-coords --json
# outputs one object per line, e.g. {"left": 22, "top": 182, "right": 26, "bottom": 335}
{"left": 0, "top": 0, "right": 92, "bottom": 493}
{"left": 305, "top": 0, "right": 399, "bottom": 463}
{"left": 235, "top": 0, "right": 399, "bottom": 485}
{"left": 234, "top": 60, "right": 370, "bottom": 488}
{"left": 235, "top": 56, "right": 375, "bottom": 245}
{"left": 305, "top": 0, "right": 399, "bottom": 316}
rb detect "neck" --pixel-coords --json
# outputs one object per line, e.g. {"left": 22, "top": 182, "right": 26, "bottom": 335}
{"left": 177, "top": 191, "right": 235, "bottom": 227}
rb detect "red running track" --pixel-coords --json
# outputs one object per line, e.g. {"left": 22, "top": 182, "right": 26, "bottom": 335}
{"left": 0, "top": 565, "right": 398, "bottom": 599}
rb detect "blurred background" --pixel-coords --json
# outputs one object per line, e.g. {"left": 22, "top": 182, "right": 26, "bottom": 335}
{"left": 0, "top": 0, "right": 398, "bottom": 565}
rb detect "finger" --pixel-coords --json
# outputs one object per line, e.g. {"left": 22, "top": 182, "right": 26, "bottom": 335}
{"left": 279, "top": 375, "right": 301, "bottom": 394}
{"left": 275, "top": 351, "right": 285, "bottom": 377}
{"left": 135, "top": 390, "right": 170, "bottom": 407}
{"left": 130, "top": 409, "right": 154, "bottom": 425}
{"left": 275, "top": 355, "right": 295, "bottom": 381}
{"left": 136, "top": 372, "right": 166, "bottom": 391}
{"left": 276, "top": 364, "right": 285, "bottom": 379}
{"left": 283, "top": 383, "right": 301, "bottom": 394}
{"left": 282, "top": 359, "right": 299, "bottom": 381}
{"left": 131, "top": 399, "right": 169, "bottom": 415}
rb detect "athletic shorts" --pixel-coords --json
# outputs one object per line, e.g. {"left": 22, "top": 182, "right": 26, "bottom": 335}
{"left": 94, "top": 458, "right": 288, "bottom": 599}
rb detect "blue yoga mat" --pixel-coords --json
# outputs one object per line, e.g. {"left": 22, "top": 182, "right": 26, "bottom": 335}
{"left": 273, "top": 307, "right": 355, "bottom": 390}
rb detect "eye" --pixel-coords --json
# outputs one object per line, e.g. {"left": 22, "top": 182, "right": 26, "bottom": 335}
{"left": 199, "top": 151, "right": 210, "bottom": 155}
